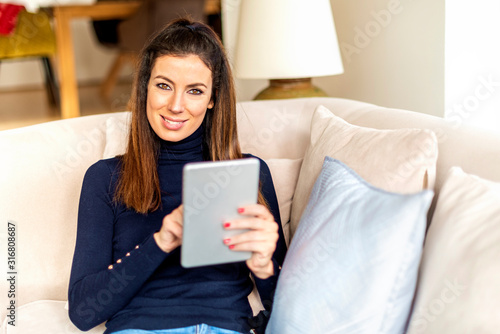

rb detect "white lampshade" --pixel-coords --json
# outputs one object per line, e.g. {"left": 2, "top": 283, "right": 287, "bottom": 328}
{"left": 234, "top": 0, "right": 344, "bottom": 80}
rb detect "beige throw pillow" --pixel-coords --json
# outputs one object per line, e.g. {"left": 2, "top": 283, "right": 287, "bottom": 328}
{"left": 290, "top": 105, "right": 438, "bottom": 238}
{"left": 407, "top": 167, "right": 500, "bottom": 333}
{"left": 264, "top": 158, "right": 303, "bottom": 245}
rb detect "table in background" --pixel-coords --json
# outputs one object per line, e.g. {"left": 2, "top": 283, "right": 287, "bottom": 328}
{"left": 52, "top": 1, "right": 141, "bottom": 119}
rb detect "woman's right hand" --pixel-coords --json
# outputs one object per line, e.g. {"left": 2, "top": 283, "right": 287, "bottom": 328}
{"left": 154, "top": 205, "right": 183, "bottom": 253}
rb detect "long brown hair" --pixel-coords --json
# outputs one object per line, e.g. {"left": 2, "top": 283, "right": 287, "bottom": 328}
{"left": 115, "top": 19, "right": 265, "bottom": 213}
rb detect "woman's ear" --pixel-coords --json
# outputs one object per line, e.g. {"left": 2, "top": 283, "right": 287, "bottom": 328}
{"left": 208, "top": 90, "right": 216, "bottom": 109}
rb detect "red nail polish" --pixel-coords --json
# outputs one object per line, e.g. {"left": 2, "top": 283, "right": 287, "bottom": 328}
{"left": 223, "top": 238, "right": 231, "bottom": 244}
{"left": 224, "top": 222, "right": 231, "bottom": 228}
{"left": 237, "top": 208, "right": 244, "bottom": 213}
{"left": 229, "top": 245, "right": 235, "bottom": 250}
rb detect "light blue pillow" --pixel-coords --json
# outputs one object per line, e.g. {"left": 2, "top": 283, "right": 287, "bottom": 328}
{"left": 266, "top": 157, "right": 433, "bottom": 334}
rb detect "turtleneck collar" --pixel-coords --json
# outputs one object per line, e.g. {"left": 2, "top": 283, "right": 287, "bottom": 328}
{"left": 159, "top": 125, "right": 204, "bottom": 163}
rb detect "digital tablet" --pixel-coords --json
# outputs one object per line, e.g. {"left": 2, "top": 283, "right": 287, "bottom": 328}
{"left": 181, "top": 157, "right": 260, "bottom": 268}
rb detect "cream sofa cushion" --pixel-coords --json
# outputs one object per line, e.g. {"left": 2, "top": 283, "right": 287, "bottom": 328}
{"left": 290, "top": 105, "right": 438, "bottom": 238}
{"left": 1, "top": 300, "right": 106, "bottom": 334}
{"left": 0, "top": 115, "right": 113, "bottom": 322}
{"left": 407, "top": 167, "right": 500, "bottom": 333}
{"left": 236, "top": 99, "right": 317, "bottom": 159}
{"left": 102, "top": 114, "right": 131, "bottom": 159}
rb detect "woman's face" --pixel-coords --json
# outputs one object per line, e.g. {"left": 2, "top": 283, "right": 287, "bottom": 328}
{"left": 147, "top": 54, "right": 214, "bottom": 142}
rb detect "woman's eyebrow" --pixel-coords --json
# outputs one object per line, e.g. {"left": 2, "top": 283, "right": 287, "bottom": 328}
{"left": 187, "top": 82, "right": 208, "bottom": 88}
{"left": 154, "top": 75, "right": 207, "bottom": 89}
{"left": 186, "top": 83, "right": 208, "bottom": 89}
{"left": 154, "top": 75, "right": 174, "bottom": 84}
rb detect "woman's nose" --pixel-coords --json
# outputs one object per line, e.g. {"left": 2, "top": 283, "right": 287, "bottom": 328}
{"left": 168, "top": 91, "right": 185, "bottom": 113}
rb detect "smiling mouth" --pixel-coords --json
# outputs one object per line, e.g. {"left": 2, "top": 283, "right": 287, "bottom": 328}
{"left": 160, "top": 115, "right": 186, "bottom": 125}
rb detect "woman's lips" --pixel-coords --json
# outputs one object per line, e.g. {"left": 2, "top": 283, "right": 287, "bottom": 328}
{"left": 160, "top": 115, "right": 186, "bottom": 130}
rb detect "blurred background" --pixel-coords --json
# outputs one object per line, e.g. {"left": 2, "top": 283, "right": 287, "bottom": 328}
{"left": 1, "top": 0, "right": 499, "bottom": 133}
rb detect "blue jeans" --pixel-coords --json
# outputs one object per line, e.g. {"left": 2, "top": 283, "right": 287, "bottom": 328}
{"left": 112, "top": 324, "right": 246, "bottom": 334}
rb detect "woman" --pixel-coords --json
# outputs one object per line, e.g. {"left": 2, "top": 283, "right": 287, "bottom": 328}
{"left": 68, "top": 19, "right": 286, "bottom": 334}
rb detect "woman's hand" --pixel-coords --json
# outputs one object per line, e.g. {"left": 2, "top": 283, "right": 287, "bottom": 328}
{"left": 223, "top": 204, "right": 279, "bottom": 279}
{"left": 154, "top": 205, "right": 184, "bottom": 253}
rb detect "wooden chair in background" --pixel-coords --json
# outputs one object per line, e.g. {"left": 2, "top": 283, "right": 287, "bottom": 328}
{"left": 0, "top": 8, "right": 59, "bottom": 107}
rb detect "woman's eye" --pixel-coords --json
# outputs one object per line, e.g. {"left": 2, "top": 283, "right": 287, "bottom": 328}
{"left": 188, "top": 89, "right": 203, "bottom": 95}
{"left": 157, "top": 83, "right": 171, "bottom": 90}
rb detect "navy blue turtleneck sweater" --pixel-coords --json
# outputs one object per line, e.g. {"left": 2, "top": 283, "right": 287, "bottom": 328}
{"left": 68, "top": 126, "right": 286, "bottom": 334}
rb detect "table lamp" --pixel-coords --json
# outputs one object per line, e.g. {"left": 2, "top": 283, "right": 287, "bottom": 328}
{"left": 233, "top": 0, "right": 344, "bottom": 100}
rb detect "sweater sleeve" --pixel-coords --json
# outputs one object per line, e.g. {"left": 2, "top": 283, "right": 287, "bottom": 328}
{"left": 251, "top": 157, "right": 287, "bottom": 310}
{"left": 68, "top": 161, "right": 169, "bottom": 331}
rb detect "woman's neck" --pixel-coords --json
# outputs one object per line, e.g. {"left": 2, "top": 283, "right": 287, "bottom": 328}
{"left": 158, "top": 126, "right": 204, "bottom": 163}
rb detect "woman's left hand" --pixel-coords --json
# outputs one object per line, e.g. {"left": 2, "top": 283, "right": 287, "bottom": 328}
{"left": 223, "top": 204, "right": 279, "bottom": 279}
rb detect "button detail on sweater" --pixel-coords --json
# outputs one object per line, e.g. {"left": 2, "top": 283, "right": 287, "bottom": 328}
{"left": 135, "top": 245, "right": 139, "bottom": 249}
{"left": 126, "top": 252, "right": 131, "bottom": 257}
{"left": 108, "top": 265, "right": 113, "bottom": 270}
{"left": 117, "top": 259, "right": 122, "bottom": 263}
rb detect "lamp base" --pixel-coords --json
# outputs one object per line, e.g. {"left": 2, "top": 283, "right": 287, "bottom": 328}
{"left": 253, "top": 78, "right": 328, "bottom": 100}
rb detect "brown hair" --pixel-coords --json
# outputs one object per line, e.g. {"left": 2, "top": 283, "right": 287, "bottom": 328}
{"left": 115, "top": 19, "right": 265, "bottom": 213}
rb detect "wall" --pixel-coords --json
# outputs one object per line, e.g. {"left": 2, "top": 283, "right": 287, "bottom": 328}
{"left": 319, "top": 0, "right": 445, "bottom": 117}
{"left": 223, "top": 0, "right": 445, "bottom": 116}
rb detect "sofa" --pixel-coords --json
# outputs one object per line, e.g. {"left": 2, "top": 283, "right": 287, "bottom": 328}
{"left": 1, "top": 97, "right": 499, "bottom": 333}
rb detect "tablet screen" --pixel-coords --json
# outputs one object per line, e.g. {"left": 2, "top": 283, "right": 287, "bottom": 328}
{"left": 181, "top": 157, "right": 260, "bottom": 268}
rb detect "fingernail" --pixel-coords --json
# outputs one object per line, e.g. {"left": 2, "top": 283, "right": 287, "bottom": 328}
{"left": 237, "top": 208, "right": 244, "bottom": 213}
{"left": 229, "top": 245, "right": 235, "bottom": 250}
{"left": 223, "top": 222, "right": 231, "bottom": 228}
{"left": 223, "top": 238, "right": 231, "bottom": 244}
